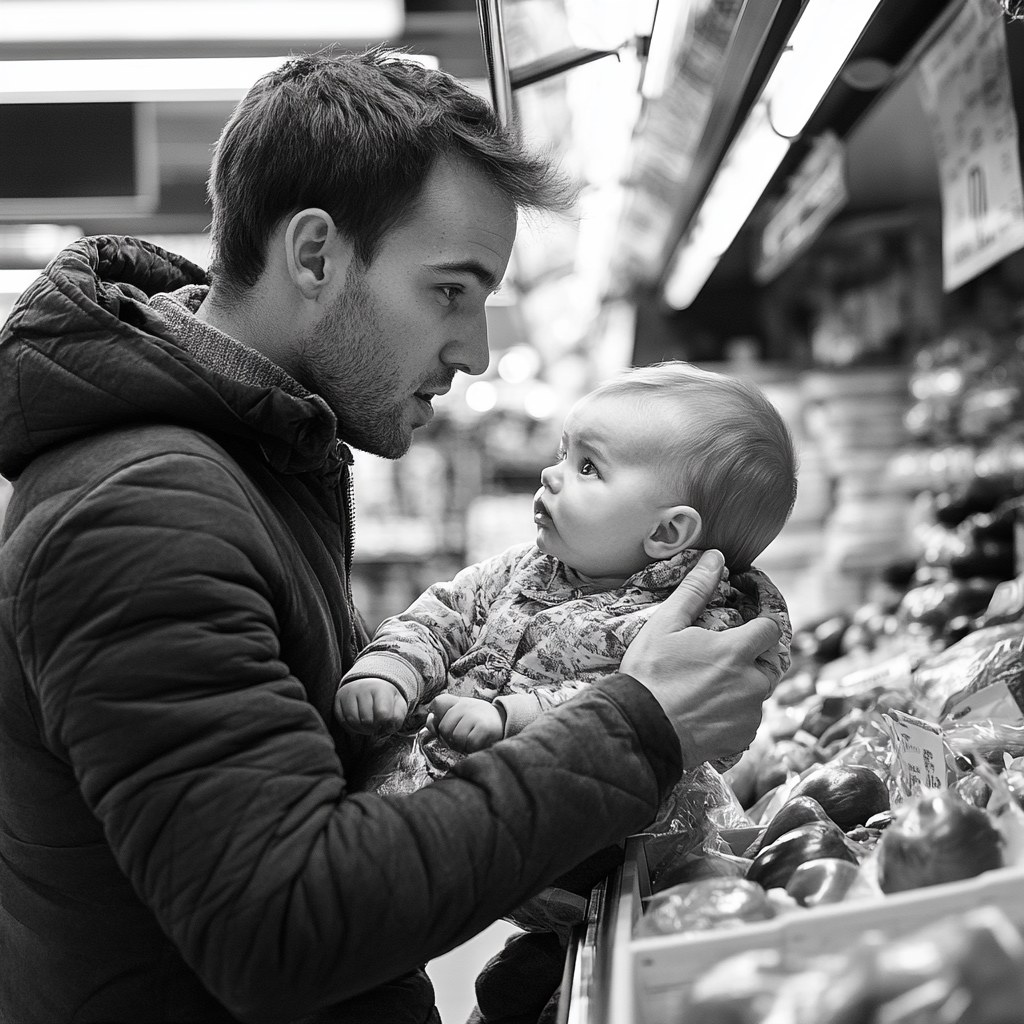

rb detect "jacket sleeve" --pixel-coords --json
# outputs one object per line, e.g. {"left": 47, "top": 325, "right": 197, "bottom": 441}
{"left": 341, "top": 546, "right": 525, "bottom": 709}
{"left": 18, "top": 455, "right": 682, "bottom": 1024}
{"left": 496, "top": 679, "right": 594, "bottom": 737}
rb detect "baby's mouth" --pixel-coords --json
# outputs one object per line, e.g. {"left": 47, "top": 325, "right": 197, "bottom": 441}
{"left": 534, "top": 496, "right": 552, "bottom": 523}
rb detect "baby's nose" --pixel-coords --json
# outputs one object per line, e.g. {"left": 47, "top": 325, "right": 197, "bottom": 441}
{"left": 539, "top": 464, "right": 559, "bottom": 491}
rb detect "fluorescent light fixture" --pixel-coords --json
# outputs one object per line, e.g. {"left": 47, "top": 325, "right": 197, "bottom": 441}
{"left": 663, "top": 0, "right": 883, "bottom": 308}
{"left": 642, "top": 0, "right": 693, "bottom": 99}
{"left": 764, "top": 0, "right": 883, "bottom": 138}
{"left": 0, "top": 53, "right": 439, "bottom": 104}
{"left": 1, "top": 0, "right": 402, "bottom": 42}
{"left": 664, "top": 104, "right": 789, "bottom": 308}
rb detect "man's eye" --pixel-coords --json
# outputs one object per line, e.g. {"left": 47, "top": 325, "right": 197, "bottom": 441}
{"left": 438, "top": 286, "right": 461, "bottom": 304}
{"left": 579, "top": 458, "right": 598, "bottom": 476}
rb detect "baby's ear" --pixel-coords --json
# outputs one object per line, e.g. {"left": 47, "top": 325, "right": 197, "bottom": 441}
{"left": 644, "top": 506, "right": 702, "bottom": 560}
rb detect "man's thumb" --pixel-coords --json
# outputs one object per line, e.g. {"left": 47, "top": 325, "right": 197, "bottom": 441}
{"left": 641, "top": 549, "right": 725, "bottom": 637}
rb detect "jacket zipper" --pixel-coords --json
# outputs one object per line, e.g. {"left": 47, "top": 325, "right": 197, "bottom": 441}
{"left": 335, "top": 439, "right": 360, "bottom": 661}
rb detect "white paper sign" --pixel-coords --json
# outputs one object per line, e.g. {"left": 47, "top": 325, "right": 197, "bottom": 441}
{"left": 883, "top": 709, "right": 948, "bottom": 798}
{"left": 917, "top": 0, "right": 1024, "bottom": 292}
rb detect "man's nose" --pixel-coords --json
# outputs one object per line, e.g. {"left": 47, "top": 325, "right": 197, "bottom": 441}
{"left": 442, "top": 312, "right": 490, "bottom": 376}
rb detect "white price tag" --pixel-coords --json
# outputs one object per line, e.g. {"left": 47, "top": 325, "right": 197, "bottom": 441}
{"left": 883, "top": 709, "right": 948, "bottom": 798}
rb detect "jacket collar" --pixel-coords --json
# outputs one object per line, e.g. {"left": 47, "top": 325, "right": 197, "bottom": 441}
{"left": 0, "top": 236, "right": 343, "bottom": 479}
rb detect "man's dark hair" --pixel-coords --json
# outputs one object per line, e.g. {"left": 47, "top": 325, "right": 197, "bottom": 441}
{"left": 208, "top": 48, "right": 575, "bottom": 294}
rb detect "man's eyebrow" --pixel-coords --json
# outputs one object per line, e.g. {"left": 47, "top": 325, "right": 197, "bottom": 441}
{"left": 428, "top": 260, "right": 503, "bottom": 291}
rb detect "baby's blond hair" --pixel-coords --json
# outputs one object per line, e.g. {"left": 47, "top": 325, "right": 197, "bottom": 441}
{"left": 590, "top": 362, "right": 797, "bottom": 573}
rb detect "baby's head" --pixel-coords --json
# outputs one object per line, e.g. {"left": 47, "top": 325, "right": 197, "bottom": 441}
{"left": 533, "top": 362, "right": 797, "bottom": 583}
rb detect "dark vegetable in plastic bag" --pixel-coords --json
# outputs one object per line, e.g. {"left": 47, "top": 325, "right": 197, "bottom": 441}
{"left": 746, "top": 820, "right": 857, "bottom": 890}
{"left": 877, "top": 789, "right": 1003, "bottom": 894}
{"left": 788, "top": 764, "right": 890, "bottom": 831}
{"left": 785, "top": 857, "right": 860, "bottom": 907}
{"left": 743, "top": 795, "right": 832, "bottom": 859}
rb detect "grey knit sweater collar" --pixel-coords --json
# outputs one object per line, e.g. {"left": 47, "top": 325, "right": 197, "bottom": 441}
{"left": 151, "top": 284, "right": 310, "bottom": 400}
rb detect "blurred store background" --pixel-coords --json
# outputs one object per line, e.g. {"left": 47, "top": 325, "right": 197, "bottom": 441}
{"left": 2, "top": 0, "right": 1023, "bottom": 640}
{"left": 5, "top": 0, "right": 1024, "bottom": 1018}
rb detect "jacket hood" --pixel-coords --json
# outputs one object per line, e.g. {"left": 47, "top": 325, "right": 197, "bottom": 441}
{"left": 0, "top": 235, "right": 339, "bottom": 479}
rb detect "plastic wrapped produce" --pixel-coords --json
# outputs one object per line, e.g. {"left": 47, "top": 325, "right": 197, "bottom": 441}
{"left": 639, "top": 762, "right": 755, "bottom": 889}
{"left": 684, "top": 907, "right": 1024, "bottom": 1024}
{"left": 911, "top": 621, "right": 1024, "bottom": 719}
{"left": 876, "top": 789, "right": 1003, "bottom": 894}
{"left": 634, "top": 877, "right": 776, "bottom": 938}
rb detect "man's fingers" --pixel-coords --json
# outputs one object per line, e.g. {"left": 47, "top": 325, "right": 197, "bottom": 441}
{"left": 640, "top": 549, "right": 726, "bottom": 638}
{"left": 729, "top": 615, "right": 784, "bottom": 662}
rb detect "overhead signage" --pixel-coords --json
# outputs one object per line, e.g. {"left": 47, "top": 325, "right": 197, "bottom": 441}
{"left": 755, "top": 131, "right": 848, "bottom": 284}
{"left": 917, "top": 0, "right": 1024, "bottom": 292}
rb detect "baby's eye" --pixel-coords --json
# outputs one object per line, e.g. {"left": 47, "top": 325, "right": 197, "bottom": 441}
{"left": 556, "top": 445, "right": 567, "bottom": 462}
{"left": 579, "top": 458, "right": 598, "bottom": 477}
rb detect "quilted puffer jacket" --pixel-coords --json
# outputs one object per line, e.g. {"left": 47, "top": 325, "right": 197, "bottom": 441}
{"left": 0, "top": 237, "right": 683, "bottom": 1024}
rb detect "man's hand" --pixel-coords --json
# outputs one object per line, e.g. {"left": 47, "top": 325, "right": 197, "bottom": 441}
{"left": 335, "top": 678, "right": 409, "bottom": 736}
{"left": 619, "top": 549, "right": 782, "bottom": 768}
{"left": 424, "top": 694, "right": 505, "bottom": 753}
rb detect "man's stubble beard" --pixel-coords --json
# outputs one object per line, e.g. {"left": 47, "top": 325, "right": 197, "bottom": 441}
{"left": 293, "top": 276, "right": 412, "bottom": 460}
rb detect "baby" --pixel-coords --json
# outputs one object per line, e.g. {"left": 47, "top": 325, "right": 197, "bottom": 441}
{"left": 335, "top": 362, "right": 796, "bottom": 1017}
{"left": 337, "top": 361, "right": 796, "bottom": 777}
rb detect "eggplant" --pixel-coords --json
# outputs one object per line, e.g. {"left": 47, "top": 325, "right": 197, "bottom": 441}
{"left": 743, "top": 795, "right": 832, "bottom": 859}
{"left": 877, "top": 789, "right": 1003, "bottom": 894}
{"left": 788, "top": 764, "right": 890, "bottom": 831}
{"left": 800, "top": 696, "right": 853, "bottom": 739}
{"left": 784, "top": 857, "right": 860, "bottom": 907}
{"left": 746, "top": 820, "right": 857, "bottom": 891}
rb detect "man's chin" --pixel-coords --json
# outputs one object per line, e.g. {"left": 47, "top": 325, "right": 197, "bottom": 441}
{"left": 341, "top": 413, "right": 413, "bottom": 460}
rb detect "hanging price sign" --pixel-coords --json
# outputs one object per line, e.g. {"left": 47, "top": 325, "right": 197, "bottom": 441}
{"left": 917, "top": 0, "right": 1024, "bottom": 291}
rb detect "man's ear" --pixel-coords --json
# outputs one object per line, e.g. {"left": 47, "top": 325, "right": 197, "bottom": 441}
{"left": 643, "top": 505, "right": 702, "bottom": 560}
{"left": 284, "top": 208, "right": 355, "bottom": 300}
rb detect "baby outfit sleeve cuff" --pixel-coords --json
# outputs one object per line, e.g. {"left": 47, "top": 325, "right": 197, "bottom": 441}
{"left": 340, "top": 653, "right": 422, "bottom": 708}
{"left": 493, "top": 692, "right": 545, "bottom": 738}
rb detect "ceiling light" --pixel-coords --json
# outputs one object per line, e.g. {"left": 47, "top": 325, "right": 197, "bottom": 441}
{"left": 663, "top": 0, "right": 883, "bottom": 309}
{"left": 664, "top": 104, "right": 789, "bottom": 308}
{"left": 0, "top": 53, "right": 438, "bottom": 104}
{"left": 764, "top": 0, "right": 884, "bottom": 139}
{"left": 1, "top": 0, "right": 402, "bottom": 42}
{"left": 642, "top": 0, "right": 693, "bottom": 100}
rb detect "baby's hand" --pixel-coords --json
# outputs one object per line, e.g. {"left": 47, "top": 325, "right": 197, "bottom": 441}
{"left": 335, "top": 678, "right": 408, "bottom": 735}
{"left": 425, "top": 694, "right": 505, "bottom": 753}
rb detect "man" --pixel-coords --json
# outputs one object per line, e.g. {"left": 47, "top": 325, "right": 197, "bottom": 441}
{"left": 0, "top": 51, "right": 780, "bottom": 1023}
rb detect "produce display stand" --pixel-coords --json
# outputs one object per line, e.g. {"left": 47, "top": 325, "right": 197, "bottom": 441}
{"left": 561, "top": 835, "right": 1024, "bottom": 1024}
